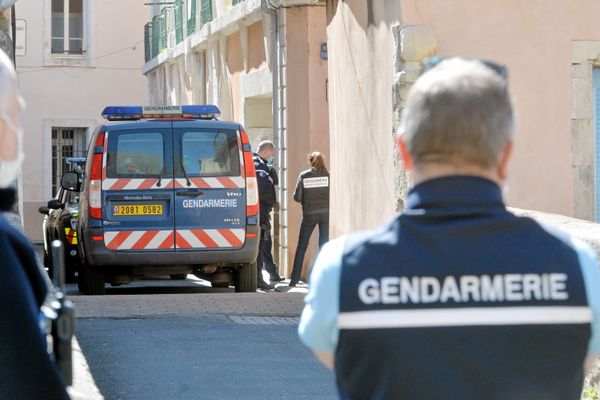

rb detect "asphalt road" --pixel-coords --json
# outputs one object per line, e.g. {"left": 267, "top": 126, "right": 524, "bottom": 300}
{"left": 65, "top": 274, "right": 336, "bottom": 400}
{"left": 27, "top": 240, "right": 336, "bottom": 399}
{"left": 77, "top": 314, "right": 337, "bottom": 400}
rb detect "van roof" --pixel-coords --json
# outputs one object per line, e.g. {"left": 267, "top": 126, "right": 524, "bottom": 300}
{"left": 101, "top": 119, "right": 243, "bottom": 131}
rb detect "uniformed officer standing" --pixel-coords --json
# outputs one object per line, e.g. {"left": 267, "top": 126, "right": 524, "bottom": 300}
{"left": 289, "top": 151, "right": 330, "bottom": 287}
{"left": 298, "top": 57, "right": 600, "bottom": 400}
{"left": 253, "top": 140, "right": 282, "bottom": 290}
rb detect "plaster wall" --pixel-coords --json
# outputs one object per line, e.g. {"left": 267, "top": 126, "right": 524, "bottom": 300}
{"left": 400, "top": 0, "right": 600, "bottom": 218}
{"left": 326, "top": 0, "right": 400, "bottom": 237}
{"left": 285, "top": 6, "right": 328, "bottom": 278}
{"left": 247, "top": 20, "right": 266, "bottom": 72}
{"left": 227, "top": 31, "right": 244, "bottom": 121}
{"left": 16, "top": 0, "right": 148, "bottom": 240}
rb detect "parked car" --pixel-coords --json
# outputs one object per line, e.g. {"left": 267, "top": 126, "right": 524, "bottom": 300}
{"left": 39, "top": 158, "right": 86, "bottom": 282}
{"left": 61, "top": 105, "right": 260, "bottom": 295}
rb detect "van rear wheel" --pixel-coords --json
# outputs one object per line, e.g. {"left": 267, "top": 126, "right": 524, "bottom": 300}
{"left": 78, "top": 262, "right": 105, "bottom": 295}
{"left": 235, "top": 262, "right": 257, "bottom": 292}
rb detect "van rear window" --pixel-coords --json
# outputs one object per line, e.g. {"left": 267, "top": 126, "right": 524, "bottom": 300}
{"left": 179, "top": 130, "right": 240, "bottom": 177}
{"left": 107, "top": 132, "right": 164, "bottom": 177}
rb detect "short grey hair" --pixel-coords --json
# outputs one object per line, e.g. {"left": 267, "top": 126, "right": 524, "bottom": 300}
{"left": 400, "top": 58, "right": 514, "bottom": 168}
{"left": 257, "top": 140, "right": 275, "bottom": 152}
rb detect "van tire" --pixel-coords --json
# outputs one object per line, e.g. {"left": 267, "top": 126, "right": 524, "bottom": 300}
{"left": 235, "top": 262, "right": 257, "bottom": 293}
{"left": 78, "top": 262, "right": 105, "bottom": 295}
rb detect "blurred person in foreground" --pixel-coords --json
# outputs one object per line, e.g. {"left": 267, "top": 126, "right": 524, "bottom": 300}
{"left": 298, "top": 57, "right": 600, "bottom": 400}
{"left": 0, "top": 49, "right": 69, "bottom": 399}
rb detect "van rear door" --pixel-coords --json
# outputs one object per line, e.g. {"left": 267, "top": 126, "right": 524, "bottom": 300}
{"left": 101, "top": 122, "right": 175, "bottom": 251}
{"left": 173, "top": 125, "right": 246, "bottom": 250}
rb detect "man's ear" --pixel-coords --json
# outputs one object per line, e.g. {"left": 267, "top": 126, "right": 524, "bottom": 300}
{"left": 497, "top": 140, "right": 513, "bottom": 182}
{"left": 396, "top": 135, "right": 414, "bottom": 171}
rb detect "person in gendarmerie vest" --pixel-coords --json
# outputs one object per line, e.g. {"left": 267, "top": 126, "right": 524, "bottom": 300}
{"left": 289, "top": 152, "right": 330, "bottom": 287}
{"left": 253, "top": 140, "right": 283, "bottom": 290}
{"left": 0, "top": 50, "right": 70, "bottom": 399}
{"left": 298, "top": 57, "right": 600, "bottom": 400}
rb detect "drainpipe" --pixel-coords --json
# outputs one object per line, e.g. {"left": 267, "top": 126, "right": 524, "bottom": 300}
{"left": 262, "top": 0, "right": 289, "bottom": 277}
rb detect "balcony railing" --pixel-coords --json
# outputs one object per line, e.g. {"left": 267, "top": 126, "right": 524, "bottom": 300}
{"left": 144, "top": 0, "right": 216, "bottom": 63}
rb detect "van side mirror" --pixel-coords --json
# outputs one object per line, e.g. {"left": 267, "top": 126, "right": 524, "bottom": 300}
{"left": 38, "top": 206, "right": 50, "bottom": 215}
{"left": 61, "top": 171, "right": 81, "bottom": 192}
{"left": 47, "top": 199, "right": 64, "bottom": 210}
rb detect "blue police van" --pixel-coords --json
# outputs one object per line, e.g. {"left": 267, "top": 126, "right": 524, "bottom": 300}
{"left": 61, "top": 105, "right": 260, "bottom": 294}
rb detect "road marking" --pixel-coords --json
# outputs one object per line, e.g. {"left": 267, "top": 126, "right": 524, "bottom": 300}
{"left": 228, "top": 316, "right": 300, "bottom": 325}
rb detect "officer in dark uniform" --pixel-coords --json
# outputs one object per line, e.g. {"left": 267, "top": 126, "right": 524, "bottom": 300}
{"left": 289, "top": 151, "right": 330, "bottom": 287}
{"left": 298, "top": 57, "right": 600, "bottom": 400}
{"left": 253, "top": 140, "right": 282, "bottom": 290}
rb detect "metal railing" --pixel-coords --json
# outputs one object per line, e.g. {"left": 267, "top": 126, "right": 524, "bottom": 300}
{"left": 144, "top": 0, "right": 216, "bottom": 63}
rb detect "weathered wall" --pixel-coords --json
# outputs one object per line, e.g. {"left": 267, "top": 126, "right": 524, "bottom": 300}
{"left": 247, "top": 20, "right": 266, "bottom": 72}
{"left": 227, "top": 31, "right": 244, "bottom": 121}
{"left": 327, "top": 0, "right": 600, "bottom": 236}
{"left": 285, "top": 5, "right": 329, "bottom": 279}
{"left": 400, "top": 0, "right": 600, "bottom": 219}
{"left": 327, "top": 0, "right": 401, "bottom": 237}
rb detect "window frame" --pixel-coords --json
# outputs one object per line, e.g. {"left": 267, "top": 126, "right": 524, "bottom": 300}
{"left": 105, "top": 130, "right": 171, "bottom": 179}
{"left": 175, "top": 129, "right": 241, "bottom": 178}
{"left": 44, "top": 0, "right": 95, "bottom": 66}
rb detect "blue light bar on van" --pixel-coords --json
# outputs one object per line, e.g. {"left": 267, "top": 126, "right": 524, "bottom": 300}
{"left": 101, "top": 105, "right": 221, "bottom": 121}
{"left": 101, "top": 106, "right": 142, "bottom": 121}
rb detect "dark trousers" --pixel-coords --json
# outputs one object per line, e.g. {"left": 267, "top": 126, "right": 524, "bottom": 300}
{"left": 263, "top": 235, "right": 277, "bottom": 272}
{"left": 257, "top": 203, "right": 274, "bottom": 282}
{"left": 290, "top": 212, "right": 329, "bottom": 284}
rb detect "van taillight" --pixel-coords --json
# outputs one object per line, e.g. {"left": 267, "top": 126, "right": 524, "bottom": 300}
{"left": 88, "top": 132, "right": 104, "bottom": 219}
{"left": 241, "top": 130, "right": 259, "bottom": 217}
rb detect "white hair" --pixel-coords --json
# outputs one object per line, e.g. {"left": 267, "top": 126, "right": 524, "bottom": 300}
{"left": 400, "top": 58, "right": 514, "bottom": 168}
{"left": 257, "top": 140, "right": 275, "bottom": 152}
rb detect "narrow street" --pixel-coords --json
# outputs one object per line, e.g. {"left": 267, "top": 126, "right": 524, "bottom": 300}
{"left": 67, "top": 277, "right": 337, "bottom": 399}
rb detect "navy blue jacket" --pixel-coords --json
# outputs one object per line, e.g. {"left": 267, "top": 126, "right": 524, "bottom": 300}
{"left": 0, "top": 189, "right": 69, "bottom": 399}
{"left": 335, "top": 176, "right": 594, "bottom": 400}
{"left": 253, "top": 153, "right": 276, "bottom": 208}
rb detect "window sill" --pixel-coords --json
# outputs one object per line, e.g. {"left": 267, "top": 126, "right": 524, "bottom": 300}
{"left": 44, "top": 54, "right": 96, "bottom": 68}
